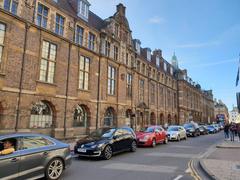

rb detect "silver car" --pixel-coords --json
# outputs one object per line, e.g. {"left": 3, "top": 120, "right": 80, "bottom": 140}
{"left": 0, "top": 133, "right": 72, "bottom": 180}
{"left": 167, "top": 126, "right": 187, "bottom": 141}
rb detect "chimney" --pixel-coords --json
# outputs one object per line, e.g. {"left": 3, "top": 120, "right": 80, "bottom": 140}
{"left": 117, "top": 3, "right": 126, "bottom": 16}
{"left": 153, "top": 49, "right": 162, "bottom": 57}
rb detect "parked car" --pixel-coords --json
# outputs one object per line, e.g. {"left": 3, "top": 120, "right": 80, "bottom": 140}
{"left": 205, "top": 125, "right": 217, "bottom": 134}
{"left": 183, "top": 122, "right": 201, "bottom": 137}
{"left": 167, "top": 125, "right": 187, "bottom": 141}
{"left": 0, "top": 133, "right": 71, "bottom": 180}
{"left": 74, "top": 127, "right": 137, "bottom": 160}
{"left": 199, "top": 125, "right": 208, "bottom": 135}
{"left": 212, "top": 124, "right": 220, "bottom": 132}
{"left": 136, "top": 126, "right": 168, "bottom": 147}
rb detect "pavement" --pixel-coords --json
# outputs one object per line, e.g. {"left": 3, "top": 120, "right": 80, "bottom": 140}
{"left": 62, "top": 131, "right": 223, "bottom": 180}
{"left": 199, "top": 138, "right": 240, "bottom": 180}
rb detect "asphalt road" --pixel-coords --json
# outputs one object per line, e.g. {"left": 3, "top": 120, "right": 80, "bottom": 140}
{"left": 62, "top": 132, "right": 223, "bottom": 180}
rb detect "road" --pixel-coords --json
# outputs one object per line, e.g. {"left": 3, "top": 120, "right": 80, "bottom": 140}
{"left": 62, "top": 132, "right": 223, "bottom": 180}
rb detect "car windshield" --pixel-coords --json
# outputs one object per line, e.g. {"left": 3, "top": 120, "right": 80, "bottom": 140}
{"left": 208, "top": 125, "right": 214, "bottom": 128}
{"left": 141, "top": 127, "right": 155, "bottom": 133}
{"left": 90, "top": 128, "right": 116, "bottom": 138}
{"left": 184, "top": 124, "right": 193, "bottom": 128}
{"left": 168, "top": 127, "right": 179, "bottom": 131}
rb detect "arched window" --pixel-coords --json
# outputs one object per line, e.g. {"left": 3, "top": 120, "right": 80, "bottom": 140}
{"left": 30, "top": 101, "right": 53, "bottom": 128}
{"left": 73, "top": 105, "right": 88, "bottom": 127}
{"left": 104, "top": 108, "right": 115, "bottom": 127}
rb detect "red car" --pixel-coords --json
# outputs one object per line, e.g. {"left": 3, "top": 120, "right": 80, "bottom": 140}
{"left": 136, "top": 126, "right": 168, "bottom": 147}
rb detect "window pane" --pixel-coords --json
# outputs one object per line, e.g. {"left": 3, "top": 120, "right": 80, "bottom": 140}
{"left": 42, "top": 41, "right": 49, "bottom": 59}
{"left": 84, "top": 73, "right": 89, "bottom": 90}
{"left": 0, "top": 24, "right": 5, "bottom": 44}
{"left": 0, "top": 46, "right": 3, "bottom": 63}
{"left": 79, "top": 56, "right": 85, "bottom": 70}
{"left": 21, "top": 136, "right": 53, "bottom": 149}
{"left": 11, "top": 1, "right": 18, "bottom": 15}
{"left": 4, "top": 0, "right": 11, "bottom": 11}
{"left": 49, "top": 44, "right": 56, "bottom": 61}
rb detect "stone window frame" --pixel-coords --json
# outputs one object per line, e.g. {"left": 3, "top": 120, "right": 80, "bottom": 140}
{"left": 3, "top": 0, "right": 18, "bottom": 15}
{"left": 0, "top": 22, "right": 6, "bottom": 67}
{"left": 39, "top": 40, "right": 57, "bottom": 84}
{"left": 113, "top": 45, "right": 118, "bottom": 61}
{"left": 36, "top": 2, "right": 49, "bottom": 29}
{"left": 150, "top": 82, "right": 155, "bottom": 105}
{"left": 108, "top": 65, "right": 116, "bottom": 95}
{"left": 126, "top": 73, "right": 132, "bottom": 98}
{"left": 75, "top": 25, "right": 84, "bottom": 46}
{"left": 78, "top": 55, "right": 90, "bottom": 90}
{"left": 88, "top": 32, "right": 95, "bottom": 51}
{"left": 55, "top": 13, "right": 65, "bottom": 36}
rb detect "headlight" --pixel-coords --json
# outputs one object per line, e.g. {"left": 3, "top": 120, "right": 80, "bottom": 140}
{"left": 143, "top": 135, "right": 150, "bottom": 141}
{"left": 97, "top": 143, "right": 105, "bottom": 149}
{"left": 90, "top": 145, "right": 97, "bottom": 149}
{"left": 190, "top": 129, "right": 194, "bottom": 132}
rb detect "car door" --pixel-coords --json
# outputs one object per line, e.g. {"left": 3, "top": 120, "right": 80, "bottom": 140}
{"left": 18, "top": 136, "right": 54, "bottom": 179}
{"left": 112, "top": 129, "right": 125, "bottom": 152}
{"left": 0, "top": 137, "right": 20, "bottom": 180}
{"left": 157, "top": 127, "right": 165, "bottom": 142}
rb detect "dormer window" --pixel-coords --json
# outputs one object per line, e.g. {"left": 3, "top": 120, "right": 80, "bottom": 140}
{"left": 164, "top": 62, "right": 167, "bottom": 71}
{"left": 78, "top": 0, "right": 90, "bottom": 21}
{"left": 134, "top": 39, "right": 141, "bottom": 54}
{"left": 156, "top": 56, "right": 160, "bottom": 67}
{"left": 147, "top": 49, "right": 151, "bottom": 61}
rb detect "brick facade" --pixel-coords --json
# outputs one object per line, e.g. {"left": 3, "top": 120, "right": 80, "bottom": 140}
{"left": 0, "top": 0, "right": 214, "bottom": 138}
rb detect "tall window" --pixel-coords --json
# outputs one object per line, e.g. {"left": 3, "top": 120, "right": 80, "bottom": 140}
{"left": 142, "top": 63, "right": 145, "bottom": 75}
{"left": 104, "top": 107, "right": 115, "bottom": 127}
{"left": 105, "top": 41, "right": 110, "bottom": 57}
{"left": 37, "top": 3, "right": 48, "bottom": 28}
{"left": 40, "top": 41, "right": 57, "bottom": 83}
{"left": 79, "top": 56, "right": 90, "bottom": 90}
{"left": 55, "top": 14, "right": 64, "bottom": 36}
{"left": 139, "top": 79, "right": 144, "bottom": 102}
{"left": 126, "top": 73, "right": 132, "bottom": 97}
{"left": 75, "top": 25, "right": 84, "bottom": 45}
{"left": 0, "top": 23, "right": 6, "bottom": 65}
{"left": 88, "top": 33, "right": 95, "bottom": 51}
{"left": 108, "top": 65, "right": 116, "bottom": 95}
{"left": 115, "top": 24, "right": 119, "bottom": 37}
{"left": 73, "top": 105, "right": 88, "bottom": 127}
{"left": 126, "top": 53, "right": 129, "bottom": 65}
{"left": 30, "top": 101, "right": 53, "bottom": 128}
{"left": 114, "top": 46, "right": 118, "bottom": 60}
{"left": 4, "top": 0, "right": 18, "bottom": 15}
{"left": 150, "top": 83, "right": 155, "bottom": 104}
{"left": 159, "top": 86, "right": 164, "bottom": 107}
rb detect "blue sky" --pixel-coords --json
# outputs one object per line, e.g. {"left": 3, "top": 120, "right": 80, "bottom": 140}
{"left": 89, "top": 0, "right": 240, "bottom": 110}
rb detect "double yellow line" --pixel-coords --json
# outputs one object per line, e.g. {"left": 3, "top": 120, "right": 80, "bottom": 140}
{"left": 188, "top": 159, "right": 201, "bottom": 180}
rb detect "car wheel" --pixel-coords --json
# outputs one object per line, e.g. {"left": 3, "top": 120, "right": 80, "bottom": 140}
{"left": 164, "top": 137, "right": 168, "bottom": 144}
{"left": 103, "top": 145, "right": 113, "bottom": 160}
{"left": 152, "top": 138, "right": 156, "bottom": 147}
{"left": 130, "top": 140, "right": 137, "bottom": 152}
{"left": 45, "top": 158, "right": 64, "bottom": 180}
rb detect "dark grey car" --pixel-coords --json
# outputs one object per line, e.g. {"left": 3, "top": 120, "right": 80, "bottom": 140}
{"left": 0, "top": 133, "right": 72, "bottom": 180}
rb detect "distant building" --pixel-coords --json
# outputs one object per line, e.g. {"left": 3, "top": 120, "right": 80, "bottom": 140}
{"left": 214, "top": 100, "right": 229, "bottom": 123}
{"left": 229, "top": 107, "right": 239, "bottom": 123}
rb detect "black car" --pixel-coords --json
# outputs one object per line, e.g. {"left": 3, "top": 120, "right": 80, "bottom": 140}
{"left": 74, "top": 127, "right": 137, "bottom": 160}
{"left": 183, "top": 122, "right": 201, "bottom": 137}
{"left": 199, "top": 125, "right": 208, "bottom": 135}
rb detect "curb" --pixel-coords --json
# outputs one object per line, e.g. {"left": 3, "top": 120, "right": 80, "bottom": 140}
{"left": 216, "top": 145, "right": 240, "bottom": 149}
{"left": 199, "top": 159, "right": 218, "bottom": 180}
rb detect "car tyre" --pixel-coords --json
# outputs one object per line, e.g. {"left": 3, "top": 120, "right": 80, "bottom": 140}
{"left": 152, "top": 138, "right": 156, "bottom": 147}
{"left": 103, "top": 145, "right": 113, "bottom": 160}
{"left": 45, "top": 158, "right": 64, "bottom": 180}
{"left": 130, "top": 140, "right": 137, "bottom": 152}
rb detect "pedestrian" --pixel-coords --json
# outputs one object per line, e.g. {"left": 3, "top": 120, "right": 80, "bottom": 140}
{"left": 224, "top": 123, "right": 230, "bottom": 140}
{"left": 237, "top": 123, "right": 240, "bottom": 142}
{"left": 230, "top": 122, "right": 236, "bottom": 142}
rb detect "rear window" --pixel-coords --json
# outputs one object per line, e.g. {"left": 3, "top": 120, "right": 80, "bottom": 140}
{"left": 20, "top": 136, "right": 54, "bottom": 150}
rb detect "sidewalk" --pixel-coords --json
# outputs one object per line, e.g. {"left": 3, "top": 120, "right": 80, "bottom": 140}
{"left": 200, "top": 140, "right": 240, "bottom": 180}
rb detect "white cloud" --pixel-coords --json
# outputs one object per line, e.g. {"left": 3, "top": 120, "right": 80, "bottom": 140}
{"left": 177, "top": 41, "right": 220, "bottom": 48}
{"left": 148, "top": 16, "right": 166, "bottom": 24}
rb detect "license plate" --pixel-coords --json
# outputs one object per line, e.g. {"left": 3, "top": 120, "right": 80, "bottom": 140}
{"left": 78, "top": 148, "right": 86, "bottom": 153}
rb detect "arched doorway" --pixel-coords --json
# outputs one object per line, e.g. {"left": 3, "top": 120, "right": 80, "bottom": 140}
{"left": 160, "top": 113, "right": 164, "bottom": 126}
{"left": 30, "top": 101, "right": 54, "bottom": 129}
{"left": 125, "top": 109, "right": 132, "bottom": 127}
{"left": 168, "top": 114, "right": 171, "bottom": 125}
{"left": 73, "top": 105, "right": 90, "bottom": 128}
{"left": 150, "top": 112, "right": 156, "bottom": 125}
{"left": 104, "top": 107, "right": 116, "bottom": 127}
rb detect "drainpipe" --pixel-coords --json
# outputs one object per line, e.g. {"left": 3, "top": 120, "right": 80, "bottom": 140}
{"left": 63, "top": 43, "right": 71, "bottom": 138}
{"left": 15, "top": 23, "right": 30, "bottom": 131}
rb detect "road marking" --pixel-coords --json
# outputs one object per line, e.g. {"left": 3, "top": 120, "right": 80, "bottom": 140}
{"left": 102, "top": 163, "right": 177, "bottom": 173}
{"left": 173, "top": 175, "right": 183, "bottom": 180}
{"left": 188, "top": 159, "right": 201, "bottom": 180}
{"left": 146, "top": 152, "right": 197, "bottom": 158}
{"left": 169, "top": 145, "right": 196, "bottom": 149}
